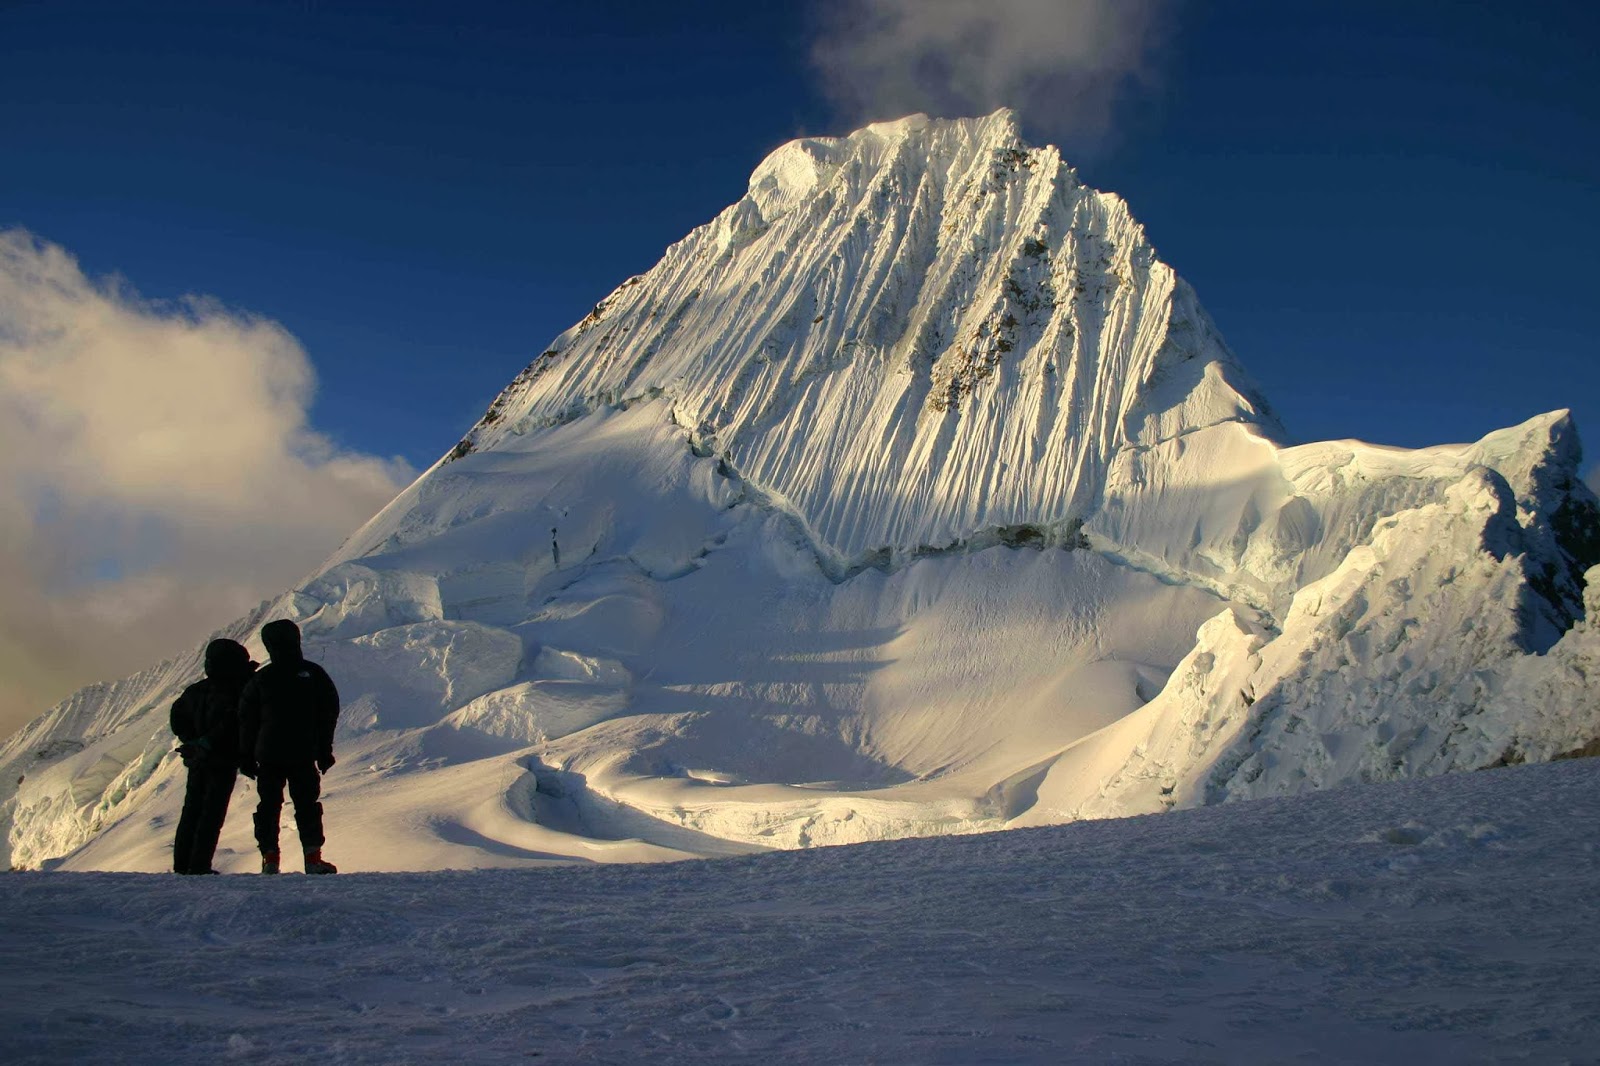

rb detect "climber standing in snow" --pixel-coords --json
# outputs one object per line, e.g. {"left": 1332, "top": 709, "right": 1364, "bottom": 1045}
{"left": 169, "top": 638, "right": 256, "bottom": 874}
{"left": 239, "top": 619, "right": 341, "bottom": 875}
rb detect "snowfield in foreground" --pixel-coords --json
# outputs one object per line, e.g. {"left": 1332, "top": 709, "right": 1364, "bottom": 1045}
{"left": 5, "top": 758, "right": 1598, "bottom": 1065}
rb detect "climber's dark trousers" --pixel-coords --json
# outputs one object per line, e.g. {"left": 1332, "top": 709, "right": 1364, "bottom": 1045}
{"left": 253, "top": 764, "right": 324, "bottom": 853}
{"left": 174, "top": 765, "right": 237, "bottom": 873}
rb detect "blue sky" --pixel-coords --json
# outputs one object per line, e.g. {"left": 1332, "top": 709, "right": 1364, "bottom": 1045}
{"left": 5, "top": 1, "right": 1596, "bottom": 464}
{"left": 1, "top": 0, "right": 1598, "bottom": 729}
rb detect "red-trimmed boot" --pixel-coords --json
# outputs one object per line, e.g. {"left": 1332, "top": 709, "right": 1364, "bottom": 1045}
{"left": 304, "top": 849, "right": 338, "bottom": 875}
{"left": 260, "top": 850, "right": 280, "bottom": 875}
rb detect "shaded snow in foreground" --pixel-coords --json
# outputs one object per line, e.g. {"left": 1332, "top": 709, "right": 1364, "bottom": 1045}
{"left": 5, "top": 760, "right": 1599, "bottom": 1065}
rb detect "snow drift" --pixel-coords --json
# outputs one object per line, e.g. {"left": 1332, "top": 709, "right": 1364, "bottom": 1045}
{"left": 4, "top": 111, "right": 1596, "bottom": 871}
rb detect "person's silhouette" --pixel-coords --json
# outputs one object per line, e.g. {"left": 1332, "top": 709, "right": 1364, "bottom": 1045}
{"left": 239, "top": 619, "right": 341, "bottom": 875}
{"left": 169, "top": 638, "right": 255, "bottom": 874}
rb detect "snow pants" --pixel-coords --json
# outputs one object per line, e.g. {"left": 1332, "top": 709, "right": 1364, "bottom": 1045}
{"left": 253, "top": 763, "right": 325, "bottom": 854}
{"left": 174, "top": 763, "right": 237, "bottom": 873}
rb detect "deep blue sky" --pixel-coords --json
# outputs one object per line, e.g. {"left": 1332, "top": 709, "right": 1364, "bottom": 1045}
{"left": 4, "top": 0, "right": 1598, "bottom": 471}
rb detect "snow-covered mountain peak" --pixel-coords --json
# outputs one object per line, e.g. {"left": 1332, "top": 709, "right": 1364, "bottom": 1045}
{"left": 739, "top": 111, "right": 1007, "bottom": 224}
{"left": 449, "top": 112, "right": 1274, "bottom": 564}
{"left": 1463, "top": 408, "right": 1587, "bottom": 510}
{"left": 3, "top": 114, "right": 1595, "bottom": 873}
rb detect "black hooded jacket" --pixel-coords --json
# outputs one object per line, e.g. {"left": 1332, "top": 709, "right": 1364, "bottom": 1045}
{"left": 239, "top": 620, "right": 340, "bottom": 767}
{"left": 170, "top": 639, "right": 255, "bottom": 765}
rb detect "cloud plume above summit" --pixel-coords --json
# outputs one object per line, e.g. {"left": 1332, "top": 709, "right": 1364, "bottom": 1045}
{"left": 0, "top": 231, "right": 412, "bottom": 739}
{"left": 809, "top": 0, "right": 1172, "bottom": 146}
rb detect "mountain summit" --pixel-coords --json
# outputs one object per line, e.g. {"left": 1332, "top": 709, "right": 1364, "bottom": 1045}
{"left": 4, "top": 113, "right": 1597, "bottom": 870}
{"left": 434, "top": 109, "right": 1276, "bottom": 566}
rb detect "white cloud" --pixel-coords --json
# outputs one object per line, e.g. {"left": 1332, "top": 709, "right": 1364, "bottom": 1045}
{"left": 0, "top": 230, "right": 413, "bottom": 739}
{"left": 810, "top": 0, "right": 1171, "bottom": 146}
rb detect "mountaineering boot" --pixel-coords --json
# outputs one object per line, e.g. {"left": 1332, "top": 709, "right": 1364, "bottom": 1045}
{"left": 260, "top": 850, "right": 280, "bottom": 875}
{"left": 304, "top": 849, "right": 338, "bottom": 875}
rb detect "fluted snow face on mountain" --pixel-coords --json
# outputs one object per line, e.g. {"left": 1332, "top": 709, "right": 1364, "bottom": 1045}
{"left": 4, "top": 112, "right": 1597, "bottom": 871}
{"left": 441, "top": 111, "right": 1274, "bottom": 565}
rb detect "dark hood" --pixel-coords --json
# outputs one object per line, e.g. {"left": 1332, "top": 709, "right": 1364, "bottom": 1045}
{"left": 203, "top": 638, "right": 253, "bottom": 682}
{"left": 260, "top": 619, "right": 304, "bottom": 663}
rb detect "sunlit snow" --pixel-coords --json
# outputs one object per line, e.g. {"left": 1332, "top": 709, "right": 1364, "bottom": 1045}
{"left": 2, "top": 112, "right": 1595, "bottom": 872}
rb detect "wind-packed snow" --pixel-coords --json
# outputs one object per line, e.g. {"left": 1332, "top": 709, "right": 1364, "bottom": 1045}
{"left": 4, "top": 759, "right": 1599, "bottom": 1064}
{"left": 3, "top": 111, "right": 1597, "bottom": 872}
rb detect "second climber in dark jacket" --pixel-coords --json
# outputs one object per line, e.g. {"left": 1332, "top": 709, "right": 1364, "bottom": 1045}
{"left": 239, "top": 618, "right": 340, "bottom": 875}
{"left": 170, "top": 638, "right": 256, "bottom": 874}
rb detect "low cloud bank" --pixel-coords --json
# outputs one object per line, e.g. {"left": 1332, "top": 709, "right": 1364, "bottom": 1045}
{"left": 809, "top": 0, "right": 1172, "bottom": 147}
{"left": 0, "top": 231, "right": 412, "bottom": 739}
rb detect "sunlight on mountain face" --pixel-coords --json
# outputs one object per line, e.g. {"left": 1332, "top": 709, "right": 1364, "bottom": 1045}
{"left": 4, "top": 114, "right": 1596, "bottom": 873}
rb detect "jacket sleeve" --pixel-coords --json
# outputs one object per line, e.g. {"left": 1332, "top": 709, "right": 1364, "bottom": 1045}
{"left": 316, "top": 665, "right": 340, "bottom": 758}
{"left": 238, "top": 677, "right": 262, "bottom": 761}
{"left": 170, "top": 688, "right": 196, "bottom": 743}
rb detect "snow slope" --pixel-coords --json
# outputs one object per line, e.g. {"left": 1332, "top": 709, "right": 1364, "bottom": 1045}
{"left": 4, "top": 759, "right": 1599, "bottom": 1064}
{"left": 444, "top": 111, "right": 1276, "bottom": 565}
{"left": 3, "top": 111, "right": 1596, "bottom": 871}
